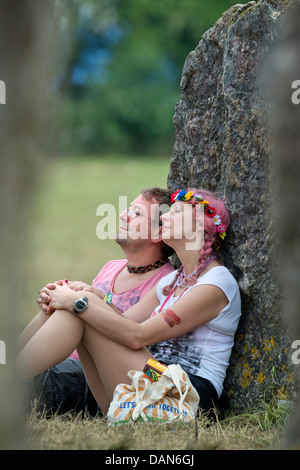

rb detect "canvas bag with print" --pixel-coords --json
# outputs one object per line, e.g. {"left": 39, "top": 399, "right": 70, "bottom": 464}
{"left": 107, "top": 363, "right": 199, "bottom": 425}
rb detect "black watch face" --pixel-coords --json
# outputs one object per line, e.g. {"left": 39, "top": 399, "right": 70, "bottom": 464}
{"left": 76, "top": 300, "right": 85, "bottom": 310}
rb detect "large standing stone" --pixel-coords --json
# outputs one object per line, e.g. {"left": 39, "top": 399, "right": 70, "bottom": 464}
{"left": 167, "top": 0, "right": 296, "bottom": 412}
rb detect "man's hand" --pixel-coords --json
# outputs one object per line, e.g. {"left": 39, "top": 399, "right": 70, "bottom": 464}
{"left": 37, "top": 279, "right": 105, "bottom": 315}
{"left": 68, "top": 281, "right": 92, "bottom": 292}
{"left": 68, "top": 281, "right": 106, "bottom": 300}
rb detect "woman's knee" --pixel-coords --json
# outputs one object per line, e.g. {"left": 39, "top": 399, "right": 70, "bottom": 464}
{"left": 81, "top": 321, "right": 104, "bottom": 347}
{"left": 50, "top": 309, "right": 85, "bottom": 337}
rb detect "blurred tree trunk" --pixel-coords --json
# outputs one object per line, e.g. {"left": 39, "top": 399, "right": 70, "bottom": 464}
{"left": 0, "top": 0, "right": 54, "bottom": 449}
{"left": 266, "top": 1, "right": 300, "bottom": 449}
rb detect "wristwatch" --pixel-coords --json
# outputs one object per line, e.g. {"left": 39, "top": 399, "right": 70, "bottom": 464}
{"left": 72, "top": 296, "right": 89, "bottom": 315}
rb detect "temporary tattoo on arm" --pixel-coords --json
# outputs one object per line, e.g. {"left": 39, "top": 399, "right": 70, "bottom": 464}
{"left": 162, "top": 309, "right": 182, "bottom": 328}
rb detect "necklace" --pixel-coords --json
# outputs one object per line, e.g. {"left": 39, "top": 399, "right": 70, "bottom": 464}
{"left": 176, "top": 255, "right": 216, "bottom": 287}
{"left": 127, "top": 257, "right": 169, "bottom": 274}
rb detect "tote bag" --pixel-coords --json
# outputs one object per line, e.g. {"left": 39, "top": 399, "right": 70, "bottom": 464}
{"left": 107, "top": 364, "right": 199, "bottom": 425}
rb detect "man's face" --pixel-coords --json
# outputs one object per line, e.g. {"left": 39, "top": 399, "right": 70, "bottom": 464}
{"left": 116, "top": 194, "right": 161, "bottom": 245}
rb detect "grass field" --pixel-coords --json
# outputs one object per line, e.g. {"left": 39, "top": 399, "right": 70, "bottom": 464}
{"left": 23, "top": 155, "right": 291, "bottom": 450}
{"left": 25, "top": 401, "right": 290, "bottom": 450}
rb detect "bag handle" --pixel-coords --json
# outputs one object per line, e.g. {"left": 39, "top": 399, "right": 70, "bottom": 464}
{"left": 131, "top": 373, "right": 152, "bottom": 421}
{"left": 167, "top": 365, "right": 190, "bottom": 419}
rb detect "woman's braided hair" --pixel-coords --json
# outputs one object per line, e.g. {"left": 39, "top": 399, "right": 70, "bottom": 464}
{"left": 162, "top": 188, "right": 230, "bottom": 295}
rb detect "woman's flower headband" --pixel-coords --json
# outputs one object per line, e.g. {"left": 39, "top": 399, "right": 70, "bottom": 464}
{"left": 170, "top": 189, "right": 227, "bottom": 239}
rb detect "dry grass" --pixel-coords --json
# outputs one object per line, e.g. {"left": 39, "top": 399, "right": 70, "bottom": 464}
{"left": 24, "top": 401, "right": 291, "bottom": 451}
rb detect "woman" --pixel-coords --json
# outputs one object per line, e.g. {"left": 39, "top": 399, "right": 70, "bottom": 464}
{"left": 18, "top": 189, "right": 241, "bottom": 415}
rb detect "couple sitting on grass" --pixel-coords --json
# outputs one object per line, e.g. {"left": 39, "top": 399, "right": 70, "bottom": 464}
{"left": 18, "top": 187, "right": 241, "bottom": 417}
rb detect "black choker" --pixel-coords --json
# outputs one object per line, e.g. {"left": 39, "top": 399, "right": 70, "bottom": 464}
{"left": 127, "top": 257, "right": 169, "bottom": 274}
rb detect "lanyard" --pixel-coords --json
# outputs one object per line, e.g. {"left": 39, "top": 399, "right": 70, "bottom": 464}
{"left": 157, "top": 255, "right": 216, "bottom": 314}
{"left": 157, "top": 285, "right": 188, "bottom": 313}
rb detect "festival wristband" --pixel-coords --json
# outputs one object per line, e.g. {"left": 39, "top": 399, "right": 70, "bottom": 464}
{"left": 103, "top": 292, "right": 113, "bottom": 304}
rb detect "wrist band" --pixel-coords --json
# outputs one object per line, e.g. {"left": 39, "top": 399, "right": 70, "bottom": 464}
{"left": 103, "top": 292, "right": 113, "bottom": 304}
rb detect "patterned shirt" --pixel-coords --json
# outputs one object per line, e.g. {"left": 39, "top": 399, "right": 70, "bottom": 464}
{"left": 92, "top": 259, "right": 174, "bottom": 312}
{"left": 149, "top": 267, "right": 241, "bottom": 397}
{"left": 69, "top": 259, "right": 174, "bottom": 360}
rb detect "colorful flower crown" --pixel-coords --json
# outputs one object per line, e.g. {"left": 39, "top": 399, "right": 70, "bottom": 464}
{"left": 170, "top": 189, "right": 227, "bottom": 239}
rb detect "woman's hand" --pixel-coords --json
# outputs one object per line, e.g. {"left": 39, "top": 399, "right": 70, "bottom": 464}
{"left": 37, "top": 279, "right": 91, "bottom": 314}
{"left": 37, "top": 279, "right": 104, "bottom": 315}
{"left": 37, "top": 282, "right": 61, "bottom": 315}
{"left": 47, "top": 281, "right": 77, "bottom": 312}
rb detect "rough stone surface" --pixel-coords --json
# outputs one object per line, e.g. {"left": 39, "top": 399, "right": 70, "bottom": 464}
{"left": 167, "top": 0, "right": 296, "bottom": 412}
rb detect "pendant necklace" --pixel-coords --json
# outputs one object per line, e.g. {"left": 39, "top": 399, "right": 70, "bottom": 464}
{"left": 176, "top": 255, "right": 216, "bottom": 288}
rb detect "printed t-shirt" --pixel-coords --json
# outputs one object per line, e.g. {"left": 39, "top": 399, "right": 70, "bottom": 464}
{"left": 149, "top": 266, "right": 241, "bottom": 397}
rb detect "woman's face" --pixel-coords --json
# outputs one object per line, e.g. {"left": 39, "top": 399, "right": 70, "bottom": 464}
{"left": 160, "top": 202, "right": 204, "bottom": 250}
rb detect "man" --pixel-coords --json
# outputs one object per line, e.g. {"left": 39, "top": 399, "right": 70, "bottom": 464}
{"left": 27, "top": 187, "right": 174, "bottom": 415}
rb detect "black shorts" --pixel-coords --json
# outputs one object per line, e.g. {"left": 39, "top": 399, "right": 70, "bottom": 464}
{"left": 187, "top": 373, "right": 219, "bottom": 415}
{"left": 28, "top": 359, "right": 218, "bottom": 418}
{"left": 27, "top": 358, "right": 100, "bottom": 416}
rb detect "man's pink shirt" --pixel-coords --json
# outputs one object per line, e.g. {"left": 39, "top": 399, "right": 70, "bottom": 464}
{"left": 69, "top": 259, "right": 174, "bottom": 360}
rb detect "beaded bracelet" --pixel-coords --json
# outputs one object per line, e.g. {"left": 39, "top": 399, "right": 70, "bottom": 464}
{"left": 103, "top": 292, "right": 113, "bottom": 304}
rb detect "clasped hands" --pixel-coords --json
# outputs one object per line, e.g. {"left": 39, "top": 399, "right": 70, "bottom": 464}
{"left": 37, "top": 280, "right": 102, "bottom": 315}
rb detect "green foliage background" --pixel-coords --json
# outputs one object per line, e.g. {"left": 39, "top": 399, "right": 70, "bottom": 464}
{"left": 50, "top": 0, "right": 245, "bottom": 157}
